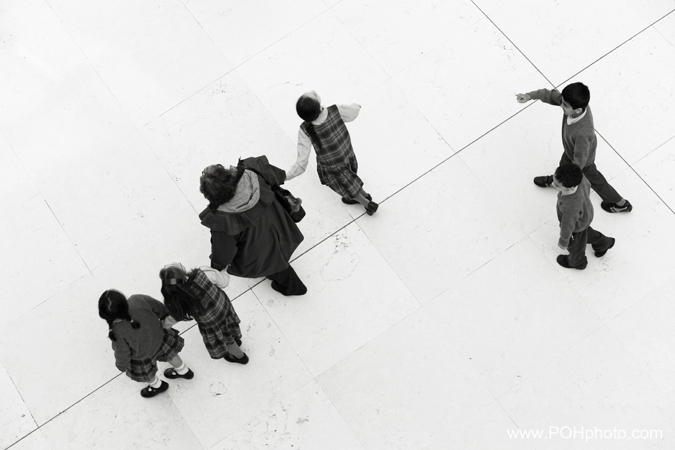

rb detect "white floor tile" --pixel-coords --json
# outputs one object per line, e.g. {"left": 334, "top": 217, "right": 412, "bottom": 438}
{"left": 0, "top": 0, "right": 86, "bottom": 113}
{"left": 0, "top": 195, "right": 89, "bottom": 327}
{"left": 7, "top": 430, "right": 51, "bottom": 450}
{"left": 48, "top": 0, "right": 232, "bottom": 127}
{"left": 237, "top": 10, "right": 389, "bottom": 140}
{"left": 394, "top": 18, "right": 550, "bottom": 151}
{"left": 488, "top": 0, "right": 652, "bottom": 86}
{"left": 425, "top": 238, "right": 603, "bottom": 398}
{"left": 210, "top": 380, "right": 365, "bottom": 450}
{"left": 332, "top": 0, "right": 483, "bottom": 75}
{"left": 654, "top": 9, "right": 675, "bottom": 46}
{"left": 255, "top": 222, "right": 420, "bottom": 376}
{"left": 634, "top": 137, "right": 675, "bottom": 212}
{"left": 168, "top": 291, "right": 313, "bottom": 448}
{"left": 423, "top": 401, "right": 537, "bottom": 450}
{"left": 183, "top": 0, "right": 327, "bottom": 67}
{"left": 357, "top": 156, "right": 526, "bottom": 304}
{"left": 340, "top": 79, "right": 455, "bottom": 201}
{"left": 41, "top": 142, "right": 191, "bottom": 271}
{"left": 498, "top": 327, "right": 675, "bottom": 450}
{"left": 575, "top": 27, "right": 675, "bottom": 164}
{"left": 607, "top": 276, "right": 675, "bottom": 396}
{"left": 140, "top": 69, "right": 297, "bottom": 210}
{"left": 0, "top": 361, "right": 36, "bottom": 449}
{"left": 0, "top": 63, "right": 139, "bottom": 193}
{"left": 39, "top": 374, "right": 204, "bottom": 450}
{"left": 0, "top": 275, "right": 116, "bottom": 425}
{"left": 318, "top": 306, "right": 495, "bottom": 450}
{"left": 0, "top": 133, "right": 37, "bottom": 208}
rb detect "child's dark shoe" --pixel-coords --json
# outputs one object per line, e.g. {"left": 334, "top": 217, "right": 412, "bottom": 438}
{"left": 533, "top": 175, "right": 553, "bottom": 188}
{"left": 365, "top": 201, "right": 378, "bottom": 216}
{"left": 341, "top": 197, "right": 359, "bottom": 205}
{"left": 140, "top": 381, "right": 169, "bottom": 398}
{"left": 224, "top": 352, "right": 249, "bottom": 365}
{"left": 601, "top": 200, "right": 632, "bottom": 213}
{"left": 594, "top": 238, "right": 615, "bottom": 257}
{"left": 164, "top": 368, "right": 194, "bottom": 380}
{"left": 556, "top": 255, "right": 587, "bottom": 270}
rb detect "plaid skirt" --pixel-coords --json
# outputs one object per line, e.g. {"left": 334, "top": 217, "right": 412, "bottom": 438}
{"left": 198, "top": 318, "right": 242, "bottom": 359}
{"left": 125, "top": 328, "right": 184, "bottom": 383}
{"left": 316, "top": 152, "right": 363, "bottom": 199}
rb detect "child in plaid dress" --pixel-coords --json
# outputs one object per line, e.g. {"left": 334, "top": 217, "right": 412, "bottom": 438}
{"left": 287, "top": 90, "right": 379, "bottom": 215}
{"left": 160, "top": 263, "right": 248, "bottom": 364}
{"left": 98, "top": 290, "right": 194, "bottom": 398}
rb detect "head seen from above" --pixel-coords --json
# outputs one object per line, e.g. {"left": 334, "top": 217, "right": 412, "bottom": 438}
{"left": 560, "top": 82, "right": 590, "bottom": 116}
{"left": 296, "top": 90, "right": 322, "bottom": 122}
{"left": 553, "top": 163, "right": 583, "bottom": 193}
{"left": 200, "top": 163, "right": 245, "bottom": 208}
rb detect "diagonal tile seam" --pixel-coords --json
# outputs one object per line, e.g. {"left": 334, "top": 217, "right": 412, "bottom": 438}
{"left": 596, "top": 129, "right": 675, "bottom": 216}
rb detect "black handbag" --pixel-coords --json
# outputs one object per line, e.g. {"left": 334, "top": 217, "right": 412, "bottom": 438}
{"left": 246, "top": 167, "right": 305, "bottom": 223}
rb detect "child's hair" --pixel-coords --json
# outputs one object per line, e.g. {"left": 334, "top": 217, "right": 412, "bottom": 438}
{"left": 98, "top": 290, "right": 140, "bottom": 341}
{"left": 554, "top": 163, "right": 583, "bottom": 188}
{"left": 296, "top": 94, "right": 325, "bottom": 153}
{"left": 199, "top": 161, "right": 246, "bottom": 210}
{"left": 159, "top": 266, "right": 206, "bottom": 321}
{"left": 561, "top": 82, "right": 590, "bottom": 111}
{"left": 296, "top": 94, "right": 321, "bottom": 122}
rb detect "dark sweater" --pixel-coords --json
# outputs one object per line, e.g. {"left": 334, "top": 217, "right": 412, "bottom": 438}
{"left": 556, "top": 177, "right": 594, "bottom": 248}
{"left": 111, "top": 295, "right": 170, "bottom": 372}
{"left": 527, "top": 88, "right": 597, "bottom": 168}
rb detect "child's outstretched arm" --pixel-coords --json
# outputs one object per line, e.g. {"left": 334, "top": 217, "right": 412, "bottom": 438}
{"left": 337, "top": 103, "right": 361, "bottom": 122}
{"left": 286, "top": 129, "right": 312, "bottom": 181}
{"left": 521, "top": 88, "right": 562, "bottom": 106}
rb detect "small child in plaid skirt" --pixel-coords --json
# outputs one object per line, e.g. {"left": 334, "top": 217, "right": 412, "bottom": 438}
{"left": 98, "top": 290, "right": 194, "bottom": 398}
{"left": 287, "top": 90, "right": 379, "bottom": 215}
{"left": 160, "top": 263, "right": 248, "bottom": 364}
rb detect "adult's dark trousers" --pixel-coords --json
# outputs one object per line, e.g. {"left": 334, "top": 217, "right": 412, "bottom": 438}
{"left": 559, "top": 154, "right": 622, "bottom": 203}
{"left": 567, "top": 226, "right": 613, "bottom": 268}
{"left": 267, "top": 264, "right": 307, "bottom": 295}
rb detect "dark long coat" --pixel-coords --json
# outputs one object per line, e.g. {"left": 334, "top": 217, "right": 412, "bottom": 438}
{"left": 199, "top": 156, "right": 304, "bottom": 278}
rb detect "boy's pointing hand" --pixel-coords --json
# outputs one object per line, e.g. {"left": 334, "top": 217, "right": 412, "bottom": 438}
{"left": 515, "top": 93, "right": 531, "bottom": 103}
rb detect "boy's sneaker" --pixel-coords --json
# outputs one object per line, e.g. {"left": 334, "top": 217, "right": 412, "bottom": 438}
{"left": 601, "top": 200, "right": 632, "bottom": 213}
{"left": 594, "top": 238, "right": 615, "bottom": 257}
{"left": 140, "top": 381, "right": 169, "bottom": 398}
{"left": 533, "top": 175, "right": 553, "bottom": 188}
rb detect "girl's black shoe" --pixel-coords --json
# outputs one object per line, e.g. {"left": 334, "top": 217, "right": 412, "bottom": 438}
{"left": 140, "top": 381, "right": 169, "bottom": 398}
{"left": 164, "top": 368, "right": 194, "bottom": 379}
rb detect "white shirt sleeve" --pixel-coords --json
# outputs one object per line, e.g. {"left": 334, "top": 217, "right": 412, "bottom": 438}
{"left": 199, "top": 265, "right": 230, "bottom": 288}
{"left": 286, "top": 128, "right": 312, "bottom": 181}
{"left": 337, "top": 103, "right": 361, "bottom": 122}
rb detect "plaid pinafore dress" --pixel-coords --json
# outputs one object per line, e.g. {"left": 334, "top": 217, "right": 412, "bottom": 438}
{"left": 186, "top": 269, "right": 242, "bottom": 359}
{"left": 301, "top": 105, "right": 364, "bottom": 199}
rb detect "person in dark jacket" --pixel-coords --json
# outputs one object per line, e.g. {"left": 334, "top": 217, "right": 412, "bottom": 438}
{"left": 199, "top": 156, "right": 307, "bottom": 296}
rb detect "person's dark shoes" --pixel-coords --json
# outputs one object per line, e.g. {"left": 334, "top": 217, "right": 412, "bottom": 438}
{"left": 271, "top": 280, "right": 307, "bottom": 296}
{"left": 224, "top": 352, "right": 249, "bottom": 365}
{"left": 533, "top": 175, "right": 553, "bottom": 188}
{"left": 140, "top": 381, "right": 169, "bottom": 398}
{"left": 556, "top": 255, "right": 587, "bottom": 270}
{"left": 342, "top": 194, "right": 372, "bottom": 205}
{"left": 594, "top": 238, "right": 615, "bottom": 257}
{"left": 164, "top": 368, "right": 194, "bottom": 380}
{"left": 601, "top": 200, "right": 632, "bottom": 213}
{"left": 365, "top": 201, "right": 379, "bottom": 216}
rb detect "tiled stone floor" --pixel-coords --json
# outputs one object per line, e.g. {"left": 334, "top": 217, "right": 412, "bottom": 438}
{"left": 2, "top": 1, "right": 675, "bottom": 449}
